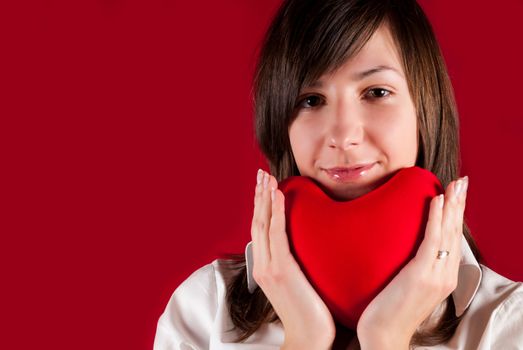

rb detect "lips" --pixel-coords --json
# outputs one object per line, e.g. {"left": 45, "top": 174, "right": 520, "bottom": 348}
{"left": 324, "top": 163, "right": 376, "bottom": 182}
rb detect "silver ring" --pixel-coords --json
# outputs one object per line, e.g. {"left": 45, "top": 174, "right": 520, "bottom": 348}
{"left": 437, "top": 250, "right": 450, "bottom": 259}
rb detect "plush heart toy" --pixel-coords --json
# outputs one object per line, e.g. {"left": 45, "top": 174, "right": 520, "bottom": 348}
{"left": 278, "top": 166, "right": 444, "bottom": 330}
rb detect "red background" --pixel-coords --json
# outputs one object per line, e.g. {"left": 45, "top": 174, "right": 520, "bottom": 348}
{"left": 1, "top": 1, "right": 522, "bottom": 348}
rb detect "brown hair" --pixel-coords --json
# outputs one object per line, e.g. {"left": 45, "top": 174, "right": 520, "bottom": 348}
{"left": 219, "top": 0, "right": 484, "bottom": 347}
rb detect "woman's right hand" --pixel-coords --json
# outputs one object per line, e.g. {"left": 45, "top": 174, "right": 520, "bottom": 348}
{"left": 251, "top": 169, "right": 336, "bottom": 350}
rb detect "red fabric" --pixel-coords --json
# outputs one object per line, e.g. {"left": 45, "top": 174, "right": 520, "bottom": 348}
{"left": 278, "top": 166, "right": 444, "bottom": 330}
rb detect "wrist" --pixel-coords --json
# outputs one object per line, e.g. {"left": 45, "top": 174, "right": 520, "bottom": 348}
{"left": 281, "top": 336, "right": 333, "bottom": 350}
{"left": 357, "top": 329, "right": 411, "bottom": 350}
{"left": 282, "top": 327, "right": 335, "bottom": 350}
{"left": 281, "top": 342, "right": 332, "bottom": 350}
{"left": 358, "top": 339, "right": 409, "bottom": 350}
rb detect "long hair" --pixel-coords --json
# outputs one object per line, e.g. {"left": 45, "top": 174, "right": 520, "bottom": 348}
{"left": 220, "top": 0, "right": 484, "bottom": 346}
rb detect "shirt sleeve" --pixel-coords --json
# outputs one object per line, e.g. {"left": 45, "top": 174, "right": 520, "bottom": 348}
{"left": 490, "top": 290, "right": 523, "bottom": 349}
{"left": 154, "top": 263, "right": 218, "bottom": 350}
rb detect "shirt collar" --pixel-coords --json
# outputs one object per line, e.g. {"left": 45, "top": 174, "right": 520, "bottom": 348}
{"left": 453, "top": 234, "right": 483, "bottom": 317}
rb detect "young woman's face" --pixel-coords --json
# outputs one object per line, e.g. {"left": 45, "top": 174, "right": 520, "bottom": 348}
{"left": 288, "top": 22, "right": 418, "bottom": 201}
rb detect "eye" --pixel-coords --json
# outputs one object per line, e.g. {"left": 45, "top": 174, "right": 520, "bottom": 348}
{"left": 295, "top": 95, "right": 324, "bottom": 109}
{"left": 365, "top": 87, "right": 391, "bottom": 99}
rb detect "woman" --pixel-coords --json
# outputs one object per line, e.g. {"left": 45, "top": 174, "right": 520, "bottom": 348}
{"left": 154, "top": 0, "right": 523, "bottom": 348}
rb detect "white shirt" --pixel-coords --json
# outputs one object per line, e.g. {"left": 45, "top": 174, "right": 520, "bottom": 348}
{"left": 154, "top": 236, "right": 523, "bottom": 349}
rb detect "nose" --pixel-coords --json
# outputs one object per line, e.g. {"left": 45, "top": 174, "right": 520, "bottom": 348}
{"left": 328, "top": 104, "right": 364, "bottom": 150}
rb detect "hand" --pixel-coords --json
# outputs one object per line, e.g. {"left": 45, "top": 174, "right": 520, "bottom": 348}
{"left": 356, "top": 176, "right": 469, "bottom": 349}
{"left": 251, "top": 169, "right": 336, "bottom": 349}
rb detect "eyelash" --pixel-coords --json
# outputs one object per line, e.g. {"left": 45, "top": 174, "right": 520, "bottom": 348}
{"left": 295, "top": 87, "right": 392, "bottom": 110}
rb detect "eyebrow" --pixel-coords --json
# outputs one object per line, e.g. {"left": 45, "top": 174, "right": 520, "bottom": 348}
{"left": 308, "top": 65, "right": 403, "bottom": 88}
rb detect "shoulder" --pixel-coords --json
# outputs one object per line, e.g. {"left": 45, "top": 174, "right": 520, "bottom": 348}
{"left": 153, "top": 260, "right": 221, "bottom": 349}
{"left": 476, "top": 264, "right": 523, "bottom": 305}
{"left": 180, "top": 261, "right": 217, "bottom": 290}
{"left": 153, "top": 259, "right": 243, "bottom": 350}
{"left": 481, "top": 266, "right": 523, "bottom": 331}
{"left": 469, "top": 265, "right": 523, "bottom": 348}
{"left": 470, "top": 264, "right": 523, "bottom": 317}
{"left": 166, "top": 261, "right": 220, "bottom": 312}
{"left": 160, "top": 258, "right": 241, "bottom": 306}
{"left": 159, "top": 258, "right": 243, "bottom": 318}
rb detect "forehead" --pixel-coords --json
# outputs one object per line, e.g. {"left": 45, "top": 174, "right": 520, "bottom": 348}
{"left": 314, "top": 22, "right": 405, "bottom": 85}
{"left": 351, "top": 22, "right": 403, "bottom": 73}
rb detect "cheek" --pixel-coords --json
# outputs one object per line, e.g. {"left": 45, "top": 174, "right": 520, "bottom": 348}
{"left": 289, "top": 120, "right": 321, "bottom": 167}
{"left": 375, "top": 106, "right": 418, "bottom": 163}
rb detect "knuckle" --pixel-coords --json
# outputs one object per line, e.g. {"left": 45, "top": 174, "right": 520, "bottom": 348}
{"left": 447, "top": 194, "right": 458, "bottom": 206}
{"left": 251, "top": 218, "right": 260, "bottom": 229}
{"left": 268, "top": 264, "right": 287, "bottom": 283}
{"left": 253, "top": 264, "right": 287, "bottom": 285}
{"left": 422, "top": 231, "right": 440, "bottom": 249}
{"left": 251, "top": 218, "right": 266, "bottom": 231}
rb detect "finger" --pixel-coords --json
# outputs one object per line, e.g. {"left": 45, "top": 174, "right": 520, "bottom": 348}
{"left": 259, "top": 171, "right": 273, "bottom": 232}
{"left": 252, "top": 170, "right": 271, "bottom": 268}
{"left": 434, "top": 180, "right": 459, "bottom": 270}
{"left": 449, "top": 177, "right": 468, "bottom": 274}
{"left": 446, "top": 179, "right": 464, "bottom": 263}
{"left": 454, "top": 177, "right": 469, "bottom": 238}
{"left": 269, "top": 187, "right": 292, "bottom": 264}
{"left": 253, "top": 169, "right": 263, "bottom": 206}
{"left": 433, "top": 177, "right": 471, "bottom": 298}
{"left": 415, "top": 193, "right": 443, "bottom": 265}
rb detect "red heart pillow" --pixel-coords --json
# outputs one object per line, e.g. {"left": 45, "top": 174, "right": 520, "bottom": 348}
{"left": 278, "top": 166, "right": 444, "bottom": 330}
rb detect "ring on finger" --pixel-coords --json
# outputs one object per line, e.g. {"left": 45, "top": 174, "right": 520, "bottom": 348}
{"left": 436, "top": 249, "right": 450, "bottom": 259}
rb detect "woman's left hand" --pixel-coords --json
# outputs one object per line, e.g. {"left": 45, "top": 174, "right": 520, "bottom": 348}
{"left": 356, "top": 176, "right": 469, "bottom": 349}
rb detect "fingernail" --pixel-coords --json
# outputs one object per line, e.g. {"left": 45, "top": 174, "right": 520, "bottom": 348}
{"left": 263, "top": 172, "right": 269, "bottom": 189}
{"left": 454, "top": 179, "right": 463, "bottom": 199}
{"left": 271, "top": 188, "right": 275, "bottom": 200}
{"left": 462, "top": 176, "right": 469, "bottom": 195}
{"left": 439, "top": 194, "right": 444, "bottom": 209}
{"left": 256, "top": 169, "right": 263, "bottom": 185}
